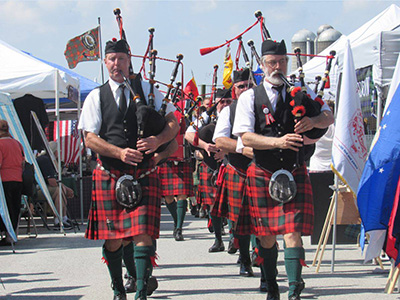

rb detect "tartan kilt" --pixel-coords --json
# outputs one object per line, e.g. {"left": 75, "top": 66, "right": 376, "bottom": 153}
{"left": 198, "top": 162, "right": 217, "bottom": 206}
{"left": 85, "top": 161, "right": 161, "bottom": 241}
{"left": 246, "top": 162, "right": 314, "bottom": 236}
{"left": 158, "top": 160, "right": 194, "bottom": 197}
{"left": 213, "top": 164, "right": 252, "bottom": 235}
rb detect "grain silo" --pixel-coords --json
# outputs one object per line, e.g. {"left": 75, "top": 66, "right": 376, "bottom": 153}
{"left": 316, "top": 27, "right": 342, "bottom": 54}
{"left": 291, "top": 29, "right": 316, "bottom": 72}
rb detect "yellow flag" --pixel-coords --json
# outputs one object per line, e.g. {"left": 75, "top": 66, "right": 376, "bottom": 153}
{"left": 222, "top": 46, "right": 233, "bottom": 89}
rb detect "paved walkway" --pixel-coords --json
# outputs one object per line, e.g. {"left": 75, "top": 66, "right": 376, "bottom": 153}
{"left": 0, "top": 206, "right": 399, "bottom": 299}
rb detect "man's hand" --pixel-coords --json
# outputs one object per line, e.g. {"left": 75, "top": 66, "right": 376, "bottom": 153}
{"left": 137, "top": 136, "right": 160, "bottom": 155}
{"left": 204, "top": 143, "right": 219, "bottom": 157}
{"left": 294, "top": 117, "right": 315, "bottom": 134}
{"left": 214, "top": 149, "right": 227, "bottom": 162}
{"left": 278, "top": 133, "right": 303, "bottom": 152}
{"left": 120, "top": 148, "right": 143, "bottom": 166}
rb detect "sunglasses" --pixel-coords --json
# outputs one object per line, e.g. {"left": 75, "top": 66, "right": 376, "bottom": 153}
{"left": 236, "top": 82, "right": 254, "bottom": 89}
{"left": 220, "top": 99, "right": 233, "bottom": 105}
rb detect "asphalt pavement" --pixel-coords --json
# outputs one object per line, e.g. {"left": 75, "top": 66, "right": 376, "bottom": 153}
{"left": 0, "top": 206, "right": 399, "bottom": 300}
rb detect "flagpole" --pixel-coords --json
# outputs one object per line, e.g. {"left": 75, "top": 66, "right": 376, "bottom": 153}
{"left": 98, "top": 17, "right": 105, "bottom": 84}
{"left": 331, "top": 175, "right": 339, "bottom": 272}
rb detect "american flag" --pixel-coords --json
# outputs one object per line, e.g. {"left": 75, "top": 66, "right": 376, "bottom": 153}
{"left": 49, "top": 120, "right": 81, "bottom": 165}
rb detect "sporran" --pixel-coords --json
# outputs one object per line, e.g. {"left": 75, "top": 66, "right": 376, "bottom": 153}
{"left": 115, "top": 174, "right": 143, "bottom": 211}
{"left": 268, "top": 169, "right": 297, "bottom": 203}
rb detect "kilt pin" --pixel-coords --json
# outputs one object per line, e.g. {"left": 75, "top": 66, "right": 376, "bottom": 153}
{"left": 213, "top": 163, "right": 252, "bottom": 236}
{"left": 198, "top": 161, "right": 217, "bottom": 206}
{"left": 246, "top": 162, "right": 314, "bottom": 237}
{"left": 85, "top": 160, "right": 161, "bottom": 241}
{"left": 158, "top": 160, "right": 194, "bottom": 197}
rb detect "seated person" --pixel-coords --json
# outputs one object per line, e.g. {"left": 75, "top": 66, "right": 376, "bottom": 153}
{"left": 36, "top": 141, "right": 74, "bottom": 228}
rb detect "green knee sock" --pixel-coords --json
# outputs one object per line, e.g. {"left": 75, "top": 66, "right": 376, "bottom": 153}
{"left": 210, "top": 214, "right": 222, "bottom": 241}
{"left": 284, "top": 247, "right": 305, "bottom": 296}
{"left": 228, "top": 219, "right": 234, "bottom": 239}
{"left": 237, "top": 235, "right": 251, "bottom": 264}
{"left": 134, "top": 245, "right": 155, "bottom": 299}
{"left": 166, "top": 201, "right": 178, "bottom": 227}
{"left": 103, "top": 244, "right": 124, "bottom": 296}
{"left": 176, "top": 200, "right": 187, "bottom": 229}
{"left": 258, "top": 244, "right": 278, "bottom": 281}
{"left": 122, "top": 242, "right": 136, "bottom": 278}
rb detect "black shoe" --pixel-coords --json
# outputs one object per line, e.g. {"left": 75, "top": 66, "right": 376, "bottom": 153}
{"left": 208, "top": 239, "right": 225, "bottom": 252}
{"left": 175, "top": 228, "right": 184, "bottom": 241}
{"left": 239, "top": 263, "right": 254, "bottom": 277}
{"left": 259, "top": 279, "right": 267, "bottom": 292}
{"left": 113, "top": 293, "right": 127, "bottom": 300}
{"left": 266, "top": 280, "right": 280, "bottom": 300}
{"left": 124, "top": 276, "right": 136, "bottom": 293}
{"left": 147, "top": 276, "right": 158, "bottom": 296}
{"left": 111, "top": 279, "right": 126, "bottom": 300}
{"left": 288, "top": 280, "right": 305, "bottom": 300}
{"left": 54, "top": 222, "right": 72, "bottom": 230}
{"left": 227, "top": 238, "right": 238, "bottom": 254}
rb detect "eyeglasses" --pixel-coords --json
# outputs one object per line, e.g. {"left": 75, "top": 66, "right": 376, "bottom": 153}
{"left": 220, "top": 99, "right": 233, "bottom": 105}
{"left": 264, "top": 58, "right": 287, "bottom": 68}
{"left": 236, "top": 82, "right": 254, "bottom": 89}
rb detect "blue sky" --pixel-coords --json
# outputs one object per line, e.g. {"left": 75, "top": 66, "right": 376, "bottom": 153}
{"left": 0, "top": 0, "right": 398, "bottom": 92}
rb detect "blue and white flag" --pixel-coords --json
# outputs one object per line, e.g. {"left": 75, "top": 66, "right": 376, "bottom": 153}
{"left": 331, "top": 39, "right": 367, "bottom": 196}
{"left": 357, "top": 69, "right": 400, "bottom": 243}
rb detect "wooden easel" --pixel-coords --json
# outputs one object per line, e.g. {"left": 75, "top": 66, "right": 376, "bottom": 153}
{"left": 312, "top": 186, "right": 378, "bottom": 273}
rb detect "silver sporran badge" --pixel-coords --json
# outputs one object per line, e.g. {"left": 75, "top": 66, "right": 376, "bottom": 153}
{"left": 268, "top": 169, "right": 297, "bottom": 203}
{"left": 116, "top": 174, "right": 142, "bottom": 211}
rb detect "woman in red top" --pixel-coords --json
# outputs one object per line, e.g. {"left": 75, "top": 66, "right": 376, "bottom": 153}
{"left": 0, "top": 120, "right": 25, "bottom": 246}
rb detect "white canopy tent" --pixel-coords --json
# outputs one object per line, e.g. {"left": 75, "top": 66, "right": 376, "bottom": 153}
{"left": 0, "top": 39, "right": 81, "bottom": 230}
{"left": 300, "top": 4, "right": 400, "bottom": 109}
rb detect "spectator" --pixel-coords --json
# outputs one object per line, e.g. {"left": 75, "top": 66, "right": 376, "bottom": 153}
{"left": 0, "top": 120, "right": 25, "bottom": 246}
{"left": 36, "top": 141, "right": 75, "bottom": 229}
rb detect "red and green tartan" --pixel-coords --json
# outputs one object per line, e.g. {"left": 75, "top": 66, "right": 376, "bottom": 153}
{"left": 213, "top": 163, "right": 253, "bottom": 235}
{"left": 246, "top": 163, "right": 314, "bottom": 236}
{"left": 158, "top": 160, "right": 194, "bottom": 197}
{"left": 85, "top": 161, "right": 161, "bottom": 241}
{"left": 198, "top": 162, "right": 217, "bottom": 206}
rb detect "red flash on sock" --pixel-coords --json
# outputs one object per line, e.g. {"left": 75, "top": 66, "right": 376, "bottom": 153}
{"left": 300, "top": 259, "right": 308, "bottom": 268}
{"left": 101, "top": 257, "right": 109, "bottom": 265}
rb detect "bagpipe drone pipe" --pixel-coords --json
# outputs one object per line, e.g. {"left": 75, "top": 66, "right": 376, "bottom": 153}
{"left": 113, "top": 8, "right": 184, "bottom": 161}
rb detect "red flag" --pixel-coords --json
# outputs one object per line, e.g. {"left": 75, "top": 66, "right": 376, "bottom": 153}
{"left": 384, "top": 176, "right": 400, "bottom": 263}
{"left": 64, "top": 26, "right": 100, "bottom": 69}
{"left": 184, "top": 77, "right": 199, "bottom": 100}
{"left": 53, "top": 120, "right": 81, "bottom": 165}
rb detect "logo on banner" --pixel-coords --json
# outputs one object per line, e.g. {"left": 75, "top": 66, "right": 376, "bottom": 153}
{"left": 350, "top": 108, "right": 367, "bottom": 160}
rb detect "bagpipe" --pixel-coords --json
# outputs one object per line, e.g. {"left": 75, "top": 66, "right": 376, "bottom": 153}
{"left": 113, "top": 8, "right": 186, "bottom": 158}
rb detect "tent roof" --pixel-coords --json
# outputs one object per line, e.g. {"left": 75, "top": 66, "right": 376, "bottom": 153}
{"left": 301, "top": 4, "right": 400, "bottom": 94}
{"left": 0, "top": 39, "right": 79, "bottom": 99}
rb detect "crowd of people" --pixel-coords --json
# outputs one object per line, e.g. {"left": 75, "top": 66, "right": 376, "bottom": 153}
{"left": 0, "top": 37, "right": 334, "bottom": 300}
{"left": 76, "top": 37, "right": 333, "bottom": 300}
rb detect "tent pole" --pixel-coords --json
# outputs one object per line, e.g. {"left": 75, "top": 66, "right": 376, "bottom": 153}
{"left": 55, "top": 70, "right": 64, "bottom": 233}
{"left": 77, "top": 83, "right": 84, "bottom": 224}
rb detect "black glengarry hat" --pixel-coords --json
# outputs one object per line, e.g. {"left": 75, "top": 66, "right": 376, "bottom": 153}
{"left": 233, "top": 68, "right": 250, "bottom": 83}
{"left": 216, "top": 88, "right": 232, "bottom": 99}
{"left": 105, "top": 39, "right": 130, "bottom": 55}
{"left": 261, "top": 39, "right": 287, "bottom": 56}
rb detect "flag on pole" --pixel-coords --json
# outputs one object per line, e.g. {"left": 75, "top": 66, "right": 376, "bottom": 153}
{"left": 52, "top": 120, "right": 81, "bottom": 165}
{"left": 331, "top": 39, "right": 367, "bottom": 196}
{"left": 64, "top": 26, "right": 100, "bottom": 69}
{"left": 357, "top": 53, "right": 400, "bottom": 261}
{"left": 184, "top": 76, "right": 199, "bottom": 100}
{"left": 222, "top": 45, "right": 233, "bottom": 89}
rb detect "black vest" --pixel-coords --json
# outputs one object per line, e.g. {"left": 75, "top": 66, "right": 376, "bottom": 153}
{"left": 228, "top": 101, "right": 252, "bottom": 171}
{"left": 253, "top": 84, "right": 305, "bottom": 172}
{"left": 98, "top": 81, "right": 138, "bottom": 171}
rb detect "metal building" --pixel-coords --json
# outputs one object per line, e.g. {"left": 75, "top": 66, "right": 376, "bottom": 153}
{"left": 291, "top": 29, "right": 316, "bottom": 72}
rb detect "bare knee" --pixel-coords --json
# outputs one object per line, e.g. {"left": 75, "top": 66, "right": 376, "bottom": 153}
{"left": 104, "top": 239, "right": 123, "bottom": 252}
{"left": 283, "top": 232, "right": 302, "bottom": 248}
{"left": 258, "top": 235, "right": 276, "bottom": 249}
{"left": 134, "top": 234, "right": 153, "bottom": 247}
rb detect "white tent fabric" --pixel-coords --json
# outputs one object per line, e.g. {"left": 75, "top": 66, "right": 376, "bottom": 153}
{"left": 0, "top": 92, "right": 62, "bottom": 241}
{"left": 0, "top": 39, "right": 79, "bottom": 99}
{"left": 300, "top": 4, "right": 400, "bottom": 98}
